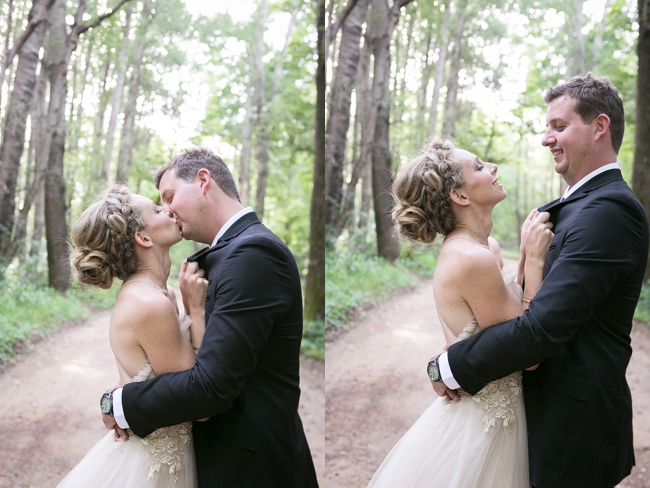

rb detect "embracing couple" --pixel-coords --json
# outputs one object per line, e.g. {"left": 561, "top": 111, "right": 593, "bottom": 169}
{"left": 57, "top": 149, "right": 319, "bottom": 487}
{"left": 368, "top": 74, "right": 649, "bottom": 488}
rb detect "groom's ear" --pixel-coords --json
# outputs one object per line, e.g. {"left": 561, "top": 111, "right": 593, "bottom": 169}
{"left": 450, "top": 188, "right": 470, "bottom": 207}
{"left": 197, "top": 169, "right": 212, "bottom": 195}
{"left": 134, "top": 231, "right": 153, "bottom": 249}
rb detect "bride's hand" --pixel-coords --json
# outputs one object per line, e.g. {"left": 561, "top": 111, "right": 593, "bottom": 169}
{"left": 179, "top": 260, "right": 209, "bottom": 315}
{"left": 520, "top": 209, "right": 539, "bottom": 256}
{"left": 525, "top": 211, "right": 554, "bottom": 264}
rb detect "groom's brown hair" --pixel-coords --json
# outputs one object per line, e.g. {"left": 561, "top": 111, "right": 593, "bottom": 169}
{"left": 154, "top": 147, "right": 240, "bottom": 201}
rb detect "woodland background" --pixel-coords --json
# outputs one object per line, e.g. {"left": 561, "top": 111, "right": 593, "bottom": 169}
{"left": 325, "top": 0, "right": 650, "bottom": 328}
{"left": 0, "top": 0, "right": 325, "bottom": 361}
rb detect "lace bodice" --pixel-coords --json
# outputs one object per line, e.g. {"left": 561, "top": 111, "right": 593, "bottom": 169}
{"left": 111, "top": 314, "right": 195, "bottom": 482}
{"left": 451, "top": 267, "right": 524, "bottom": 432}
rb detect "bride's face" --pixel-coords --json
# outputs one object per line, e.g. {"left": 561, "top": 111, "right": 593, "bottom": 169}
{"left": 130, "top": 194, "right": 183, "bottom": 247}
{"left": 452, "top": 148, "right": 507, "bottom": 206}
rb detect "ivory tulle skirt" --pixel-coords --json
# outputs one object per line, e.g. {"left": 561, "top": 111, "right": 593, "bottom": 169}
{"left": 56, "top": 423, "right": 197, "bottom": 488}
{"left": 368, "top": 373, "right": 530, "bottom": 488}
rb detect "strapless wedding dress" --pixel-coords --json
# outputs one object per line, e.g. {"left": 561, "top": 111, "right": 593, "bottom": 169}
{"left": 367, "top": 268, "right": 530, "bottom": 488}
{"left": 57, "top": 317, "right": 198, "bottom": 488}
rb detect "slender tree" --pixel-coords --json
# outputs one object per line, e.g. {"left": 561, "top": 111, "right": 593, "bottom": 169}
{"left": 0, "top": 0, "right": 49, "bottom": 257}
{"left": 632, "top": 0, "right": 650, "bottom": 279}
{"left": 304, "top": 0, "right": 325, "bottom": 322}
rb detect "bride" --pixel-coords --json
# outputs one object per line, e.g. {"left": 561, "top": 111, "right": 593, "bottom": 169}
{"left": 57, "top": 184, "right": 207, "bottom": 487}
{"left": 368, "top": 138, "right": 553, "bottom": 488}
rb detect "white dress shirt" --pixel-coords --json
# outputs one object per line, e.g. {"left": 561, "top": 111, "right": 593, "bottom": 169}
{"left": 113, "top": 207, "right": 254, "bottom": 429}
{"left": 438, "top": 164, "right": 619, "bottom": 391}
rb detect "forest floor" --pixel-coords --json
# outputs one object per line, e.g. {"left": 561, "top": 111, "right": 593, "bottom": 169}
{"left": 0, "top": 310, "right": 324, "bottom": 488}
{"left": 325, "top": 258, "right": 650, "bottom": 488}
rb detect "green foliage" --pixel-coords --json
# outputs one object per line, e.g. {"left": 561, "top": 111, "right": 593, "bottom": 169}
{"left": 301, "top": 320, "right": 324, "bottom": 360}
{"left": 0, "top": 281, "right": 89, "bottom": 363}
{"left": 634, "top": 282, "right": 650, "bottom": 325}
{"left": 326, "top": 248, "right": 437, "bottom": 329}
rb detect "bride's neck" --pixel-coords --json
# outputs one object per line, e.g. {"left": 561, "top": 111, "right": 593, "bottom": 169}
{"left": 452, "top": 208, "right": 494, "bottom": 243}
{"left": 130, "top": 249, "right": 172, "bottom": 288}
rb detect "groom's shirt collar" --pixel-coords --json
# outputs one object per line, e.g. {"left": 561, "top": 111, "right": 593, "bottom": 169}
{"left": 211, "top": 206, "right": 254, "bottom": 247}
{"left": 562, "top": 162, "right": 619, "bottom": 200}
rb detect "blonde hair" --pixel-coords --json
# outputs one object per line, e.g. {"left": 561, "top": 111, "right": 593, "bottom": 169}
{"left": 70, "top": 184, "right": 146, "bottom": 289}
{"left": 392, "top": 138, "right": 464, "bottom": 243}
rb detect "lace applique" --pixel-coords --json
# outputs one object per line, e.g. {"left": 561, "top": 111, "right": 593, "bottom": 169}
{"left": 136, "top": 422, "right": 192, "bottom": 482}
{"left": 458, "top": 372, "right": 523, "bottom": 432}
{"left": 109, "top": 361, "right": 193, "bottom": 482}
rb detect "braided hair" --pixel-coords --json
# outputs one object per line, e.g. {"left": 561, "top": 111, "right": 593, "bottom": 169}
{"left": 70, "top": 184, "right": 146, "bottom": 288}
{"left": 392, "top": 138, "right": 464, "bottom": 244}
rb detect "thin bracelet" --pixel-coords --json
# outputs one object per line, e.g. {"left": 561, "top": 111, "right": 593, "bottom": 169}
{"left": 522, "top": 296, "right": 532, "bottom": 304}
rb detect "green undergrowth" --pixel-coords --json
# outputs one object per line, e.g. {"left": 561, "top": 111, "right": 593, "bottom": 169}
{"left": 326, "top": 242, "right": 438, "bottom": 330}
{"left": 301, "top": 320, "right": 325, "bottom": 360}
{"left": 0, "top": 280, "right": 119, "bottom": 363}
{"left": 634, "top": 282, "right": 650, "bottom": 326}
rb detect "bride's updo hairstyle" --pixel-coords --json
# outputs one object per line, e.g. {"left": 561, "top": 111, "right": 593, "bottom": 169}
{"left": 392, "top": 138, "right": 464, "bottom": 244}
{"left": 71, "top": 184, "right": 146, "bottom": 289}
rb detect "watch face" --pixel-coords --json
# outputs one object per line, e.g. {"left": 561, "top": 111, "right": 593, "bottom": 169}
{"left": 427, "top": 361, "right": 440, "bottom": 382}
{"left": 100, "top": 394, "right": 112, "bottom": 414}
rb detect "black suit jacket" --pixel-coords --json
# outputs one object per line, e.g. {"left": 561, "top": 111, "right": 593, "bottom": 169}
{"left": 122, "top": 212, "right": 318, "bottom": 487}
{"left": 447, "top": 170, "right": 649, "bottom": 488}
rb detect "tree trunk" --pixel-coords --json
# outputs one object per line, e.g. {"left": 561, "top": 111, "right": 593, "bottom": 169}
{"left": 0, "top": 0, "right": 15, "bottom": 114}
{"left": 569, "top": 0, "right": 586, "bottom": 76}
{"left": 367, "top": 0, "right": 409, "bottom": 261}
{"left": 4, "top": 57, "right": 48, "bottom": 262}
{"left": 441, "top": 0, "right": 467, "bottom": 138}
{"left": 100, "top": 4, "right": 133, "bottom": 182}
{"left": 632, "top": 0, "right": 650, "bottom": 280}
{"left": 91, "top": 53, "right": 112, "bottom": 181}
{"left": 43, "top": 0, "right": 71, "bottom": 291}
{"left": 416, "top": 22, "right": 433, "bottom": 144}
{"left": 429, "top": 0, "right": 451, "bottom": 137}
{"left": 0, "top": 0, "right": 49, "bottom": 258}
{"left": 116, "top": 0, "right": 153, "bottom": 183}
{"left": 331, "top": 32, "right": 372, "bottom": 237}
{"left": 304, "top": 0, "right": 325, "bottom": 322}
{"left": 238, "top": 83, "right": 253, "bottom": 206}
{"left": 591, "top": 0, "right": 612, "bottom": 69}
{"left": 325, "top": 0, "right": 369, "bottom": 230}
{"left": 29, "top": 182, "right": 45, "bottom": 258}
{"left": 43, "top": 0, "right": 133, "bottom": 290}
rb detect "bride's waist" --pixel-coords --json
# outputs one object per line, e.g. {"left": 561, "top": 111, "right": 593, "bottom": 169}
{"left": 127, "top": 421, "right": 193, "bottom": 441}
{"left": 459, "top": 371, "right": 523, "bottom": 400}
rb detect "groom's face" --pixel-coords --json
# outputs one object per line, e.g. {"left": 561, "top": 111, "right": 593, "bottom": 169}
{"left": 159, "top": 169, "right": 206, "bottom": 243}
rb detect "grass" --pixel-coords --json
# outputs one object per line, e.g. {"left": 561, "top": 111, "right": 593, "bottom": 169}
{"left": 0, "top": 280, "right": 120, "bottom": 363}
{"left": 302, "top": 320, "right": 325, "bottom": 360}
{"left": 634, "top": 282, "right": 650, "bottom": 325}
{"left": 326, "top": 242, "right": 438, "bottom": 330}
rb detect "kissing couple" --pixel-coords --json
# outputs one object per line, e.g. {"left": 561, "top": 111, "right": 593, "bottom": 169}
{"left": 58, "top": 148, "right": 319, "bottom": 487}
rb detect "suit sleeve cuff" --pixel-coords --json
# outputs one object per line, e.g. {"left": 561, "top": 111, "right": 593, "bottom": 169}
{"left": 113, "top": 388, "right": 130, "bottom": 429}
{"left": 439, "top": 352, "right": 461, "bottom": 389}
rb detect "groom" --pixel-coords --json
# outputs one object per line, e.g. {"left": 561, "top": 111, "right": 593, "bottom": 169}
{"left": 430, "top": 74, "right": 649, "bottom": 488}
{"left": 104, "top": 148, "right": 318, "bottom": 487}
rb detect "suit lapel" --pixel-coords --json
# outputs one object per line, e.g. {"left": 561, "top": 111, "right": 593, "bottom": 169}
{"left": 186, "top": 212, "right": 261, "bottom": 264}
{"left": 538, "top": 169, "right": 623, "bottom": 216}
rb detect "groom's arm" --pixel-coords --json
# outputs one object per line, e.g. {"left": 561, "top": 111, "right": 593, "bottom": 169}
{"left": 444, "top": 195, "right": 647, "bottom": 395}
{"left": 120, "top": 236, "right": 295, "bottom": 438}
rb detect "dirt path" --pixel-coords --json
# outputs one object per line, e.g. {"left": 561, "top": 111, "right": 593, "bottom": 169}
{"left": 325, "top": 259, "right": 650, "bottom": 488}
{"left": 0, "top": 311, "right": 324, "bottom": 487}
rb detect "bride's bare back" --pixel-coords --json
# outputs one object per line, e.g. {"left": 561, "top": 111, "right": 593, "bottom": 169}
{"left": 433, "top": 236, "right": 526, "bottom": 344}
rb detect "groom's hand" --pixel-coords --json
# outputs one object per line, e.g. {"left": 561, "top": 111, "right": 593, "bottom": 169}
{"left": 429, "top": 345, "right": 461, "bottom": 402}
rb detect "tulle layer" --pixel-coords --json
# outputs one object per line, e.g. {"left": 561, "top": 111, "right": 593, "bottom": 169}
{"left": 56, "top": 429, "right": 198, "bottom": 488}
{"left": 368, "top": 393, "right": 530, "bottom": 488}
